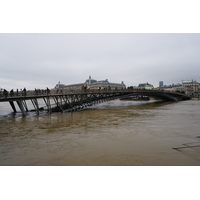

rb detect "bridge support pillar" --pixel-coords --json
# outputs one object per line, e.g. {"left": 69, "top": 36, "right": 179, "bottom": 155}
{"left": 9, "top": 101, "right": 17, "bottom": 113}
{"left": 43, "top": 97, "right": 52, "bottom": 113}
{"left": 53, "top": 96, "right": 63, "bottom": 112}
{"left": 31, "top": 99, "right": 40, "bottom": 115}
{"left": 16, "top": 100, "right": 27, "bottom": 116}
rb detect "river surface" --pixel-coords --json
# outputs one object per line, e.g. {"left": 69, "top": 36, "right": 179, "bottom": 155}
{"left": 0, "top": 99, "right": 200, "bottom": 166}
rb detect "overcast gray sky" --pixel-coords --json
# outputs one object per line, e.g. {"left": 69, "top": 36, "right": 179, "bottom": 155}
{"left": 0, "top": 33, "right": 200, "bottom": 90}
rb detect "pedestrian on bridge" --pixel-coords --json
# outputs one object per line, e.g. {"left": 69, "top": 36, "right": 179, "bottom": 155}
{"left": 23, "top": 88, "right": 26, "bottom": 96}
{"left": 46, "top": 87, "right": 50, "bottom": 95}
{"left": 0, "top": 88, "right": 2, "bottom": 98}
{"left": 10, "top": 89, "right": 14, "bottom": 97}
{"left": 3, "top": 89, "right": 8, "bottom": 98}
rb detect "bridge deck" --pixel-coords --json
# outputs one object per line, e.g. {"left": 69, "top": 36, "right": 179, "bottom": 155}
{"left": 0, "top": 89, "right": 190, "bottom": 101}
{"left": 0, "top": 89, "right": 191, "bottom": 116}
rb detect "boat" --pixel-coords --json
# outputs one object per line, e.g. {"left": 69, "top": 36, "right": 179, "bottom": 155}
{"left": 120, "top": 95, "right": 150, "bottom": 101}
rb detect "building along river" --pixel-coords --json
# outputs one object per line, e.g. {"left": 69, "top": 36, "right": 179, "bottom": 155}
{"left": 0, "top": 99, "right": 200, "bottom": 166}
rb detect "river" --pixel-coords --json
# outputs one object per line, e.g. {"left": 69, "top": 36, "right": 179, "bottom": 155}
{"left": 0, "top": 99, "right": 200, "bottom": 166}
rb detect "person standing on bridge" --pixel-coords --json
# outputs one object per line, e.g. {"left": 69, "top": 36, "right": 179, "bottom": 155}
{"left": 10, "top": 89, "right": 14, "bottom": 97}
{"left": 3, "top": 89, "right": 8, "bottom": 98}
{"left": 46, "top": 87, "right": 50, "bottom": 95}
{"left": 0, "top": 88, "right": 2, "bottom": 98}
{"left": 23, "top": 88, "right": 26, "bottom": 96}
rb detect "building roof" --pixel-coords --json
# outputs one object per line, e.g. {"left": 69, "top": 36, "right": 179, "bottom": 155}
{"left": 138, "top": 83, "right": 154, "bottom": 87}
{"left": 86, "top": 76, "right": 125, "bottom": 87}
{"left": 55, "top": 76, "right": 126, "bottom": 88}
{"left": 64, "top": 83, "right": 84, "bottom": 87}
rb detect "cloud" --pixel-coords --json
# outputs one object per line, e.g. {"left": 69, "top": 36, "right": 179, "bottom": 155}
{"left": 1, "top": 33, "right": 200, "bottom": 90}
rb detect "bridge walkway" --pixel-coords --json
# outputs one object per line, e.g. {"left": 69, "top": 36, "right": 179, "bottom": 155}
{"left": 0, "top": 89, "right": 191, "bottom": 116}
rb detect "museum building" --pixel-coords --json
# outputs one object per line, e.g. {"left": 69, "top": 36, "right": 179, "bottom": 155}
{"left": 55, "top": 76, "right": 126, "bottom": 91}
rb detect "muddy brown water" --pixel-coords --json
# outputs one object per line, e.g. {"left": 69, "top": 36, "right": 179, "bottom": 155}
{"left": 0, "top": 99, "right": 200, "bottom": 166}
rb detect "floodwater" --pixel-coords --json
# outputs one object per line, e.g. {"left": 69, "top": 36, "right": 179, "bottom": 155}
{"left": 0, "top": 99, "right": 200, "bottom": 166}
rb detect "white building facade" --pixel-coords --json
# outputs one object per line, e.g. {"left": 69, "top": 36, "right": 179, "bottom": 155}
{"left": 54, "top": 76, "right": 126, "bottom": 91}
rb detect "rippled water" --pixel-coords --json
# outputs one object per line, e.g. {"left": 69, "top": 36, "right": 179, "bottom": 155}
{"left": 0, "top": 99, "right": 200, "bottom": 166}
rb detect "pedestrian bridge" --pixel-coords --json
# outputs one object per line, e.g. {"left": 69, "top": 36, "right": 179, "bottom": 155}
{"left": 0, "top": 89, "right": 191, "bottom": 116}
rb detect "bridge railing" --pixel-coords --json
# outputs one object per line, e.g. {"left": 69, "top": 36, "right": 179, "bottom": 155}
{"left": 0, "top": 88, "right": 187, "bottom": 99}
{"left": 0, "top": 88, "right": 129, "bottom": 98}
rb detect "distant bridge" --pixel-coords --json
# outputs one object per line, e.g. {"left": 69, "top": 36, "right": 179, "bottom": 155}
{"left": 0, "top": 89, "right": 191, "bottom": 116}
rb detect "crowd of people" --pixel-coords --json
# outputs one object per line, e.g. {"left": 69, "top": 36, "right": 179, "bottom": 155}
{"left": 0, "top": 87, "right": 51, "bottom": 98}
{"left": 34, "top": 88, "right": 50, "bottom": 95}
{"left": 0, "top": 88, "right": 27, "bottom": 98}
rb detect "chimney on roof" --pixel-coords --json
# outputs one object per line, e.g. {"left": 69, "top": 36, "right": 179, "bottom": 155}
{"left": 89, "top": 75, "right": 91, "bottom": 84}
